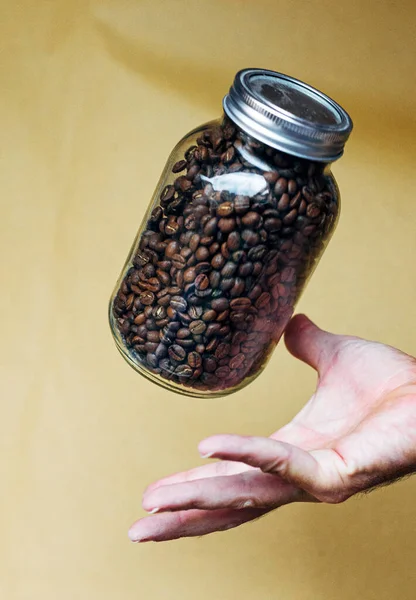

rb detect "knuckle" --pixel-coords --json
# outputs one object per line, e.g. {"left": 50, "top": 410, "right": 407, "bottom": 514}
{"left": 235, "top": 497, "right": 263, "bottom": 510}
{"left": 260, "top": 451, "right": 290, "bottom": 476}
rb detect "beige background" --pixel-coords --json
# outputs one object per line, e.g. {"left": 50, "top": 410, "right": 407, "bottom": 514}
{"left": 1, "top": 1, "right": 415, "bottom": 599}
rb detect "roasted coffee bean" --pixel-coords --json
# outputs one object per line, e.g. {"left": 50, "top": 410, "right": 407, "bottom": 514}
{"left": 188, "top": 351, "right": 202, "bottom": 369}
{"left": 170, "top": 296, "right": 187, "bottom": 312}
{"left": 165, "top": 241, "right": 179, "bottom": 258}
{"left": 145, "top": 341, "right": 159, "bottom": 353}
{"left": 216, "top": 309, "right": 229, "bottom": 322}
{"left": 225, "top": 230, "right": 240, "bottom": 250}
{"left": 160, "top": 184, "right": 175, "bottom": 204}
{"left": 283, "top": 209, "right": 298, "bottom": 225}
{"left": 172, "top": 159, "right": 187, "bottom": 173}
{"left": 195, "top": 273, "right": 209, "bottom": 290}
{"left": 139, "top": 291, "right": 155, "bottom": 306}
{"left": 290, "top": 191, "right": 301, "bottom": 209}
{"left": 255, "top": 292, "right": 271, "bottom": 309}
{"left": 242, "top": 211, "right": 261, "bottom": 228}
{"left": 264, "top": 217, "right": 282, "bottom": 232}
{"left": 134, "top": 313, "right": 146, "bottom": 326}
{"left": 172, "top": 254, "right": 186, "bottom": 269}
{"left": 165, "top": 219, "right": 179, "bottom": 236}
{"left": 168, "top": 344, "right": 186, "bottom": 362}
{"left": 274, "top": 177, "right": 288, "bottom": 195}
{"left": 211, "top": 253, "right": 226, "bottom": 270}
{"left": 208, "top": 298, "right": 228, "bottom": 313}
{"left": 217, "top": 201, "right": 234, "bottom": 217}
{"left": 218, "top": 218, "right": 236, "bottom": 233}
{"left": 221, "top": 242, "right": 231, "bottom": 259}
{"left": 229, "top": 353, "right": 245, "bottom": 369}
{"left": 205, "top": 322, "right": 222, "bottom": 338}
{"left": 241, "top": 230, "right": 259, "bottom": 247}
{"left": 307, "top": 203, "right": 321, "bottom": 218}
{"left": 204, "top": 217, "right": 217, "bottom": 236}
{"left": 209, "top": 242, "right": 220, "bottom": 255}
{"left": 221, "top": 261, "right": 237, "bottom": 278}
{"left": 238, "top": 262, "right": 253, "bottom": 277}
{"left": 195, "top": 287, "right": 212, "bottom": 298}
{"left": 263, "top": 171, "right": 278, "bottom": 184}
{"left": 176, "top": 338, "right": 195, "bottom": 349}
{"left": 189, "top": 320, "right": 206, "bottom": 335}
{"left": 210, "top": 270, "right": 221, "bottom": 289}
{"left": 155, "top": 344, "right": 168, "bottom": 360}
{"left": 189, "top": 233, "right": 200, "bottom": 252}
{"left": 220, "top": 277, "right": 234, "bottom": 292}
{"left": 215, "top": 343, "right": 231, "bottom": 359}
{"left": 230, "top": 297, "right": 252, "bottom": 311}
{"left": 206, "top": 337, "right": 219, "bottom": 353}
{"left": 188, "top": 305, "right": 203, "bottom": 319}
{"left": 277, "top": 193, "right": 290, "bottom": 211}
{"left": 203, "top": 357, "right": 217, "bottom": 373}
{"left": 184, "top": 267, "right": 197, "bottom": 283}
{"left": 177, "top": 328, "right": 191, "bottom": 339}
{"left": 202, "top": 309, "right": 217, "bottom": 322}
{"left": 230, "top": 278, "right": 245, "bottom": 297}
{"left": 186, "top": 164, "right": 200, "bottom": 181}
{"left": 234, "top": 195, "right": 250, "bottom": 214}
{"left": 215, "top": 366, "right": 231, "bottom": 379}
{"left": 195, "top": 246, "right": 210, "bottom": 261}
{"left": 175, "top": 364, "right": 193, "bottom": 379}
{"left": 195, "top": 261, "right": 211, "bottom": 274}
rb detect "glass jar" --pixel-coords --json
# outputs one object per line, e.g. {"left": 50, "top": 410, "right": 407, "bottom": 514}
{"left": 109, "top": 69, "right": 353, "bottom": 397}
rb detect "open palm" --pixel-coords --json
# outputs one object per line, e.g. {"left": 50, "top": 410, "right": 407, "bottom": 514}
{"left": 129, "top": 315, "right": 416, "bottom": 542}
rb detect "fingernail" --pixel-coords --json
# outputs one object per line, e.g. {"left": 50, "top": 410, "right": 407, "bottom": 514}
{"left": 199, "top": 451, "right": 214, "bottom": 458}
{"left": 128, "top": 531, "right": 151, "bottom": 543}
{"left": 148, "top": 507, "right": 160, "bottom": 514}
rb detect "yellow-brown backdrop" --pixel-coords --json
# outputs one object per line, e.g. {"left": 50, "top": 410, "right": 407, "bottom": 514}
{"left": 1, "top": 1, "right": 415, "bottom": 599}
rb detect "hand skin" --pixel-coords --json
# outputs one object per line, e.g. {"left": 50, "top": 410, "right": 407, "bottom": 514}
{"left": 128, "top": 314, "right": 416, "bottom": 543}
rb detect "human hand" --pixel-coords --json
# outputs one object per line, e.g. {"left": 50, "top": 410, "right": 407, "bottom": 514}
{"left": 128, "top": 314, "right": 416, "bottom": 542}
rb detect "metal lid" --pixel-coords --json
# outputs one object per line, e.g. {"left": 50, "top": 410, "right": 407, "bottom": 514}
{"left": 223, "top": 68, "right": 353, "bottom": 162}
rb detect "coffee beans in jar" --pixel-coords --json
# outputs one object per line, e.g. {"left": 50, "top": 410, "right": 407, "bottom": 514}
{"left": 110, "top": 69, "right": 352, "bottom": 397}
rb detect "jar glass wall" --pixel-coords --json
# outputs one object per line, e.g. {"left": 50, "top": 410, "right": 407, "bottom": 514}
{"left": 109, "top": 114, "right": 340, "bottom": 397}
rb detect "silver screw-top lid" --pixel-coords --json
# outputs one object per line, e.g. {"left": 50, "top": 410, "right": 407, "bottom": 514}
{"left": 223, "top": 68, "right": 353, "bottom": 162}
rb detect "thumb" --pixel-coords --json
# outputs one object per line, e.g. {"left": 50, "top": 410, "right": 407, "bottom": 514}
{"left": 284, "top": 314, "right": 340, "bottom": 372}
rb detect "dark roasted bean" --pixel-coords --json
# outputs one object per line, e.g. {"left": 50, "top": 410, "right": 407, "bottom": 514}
{"left": 188, "top": 305, "right": 203, "bottom": 319}
{"left": 230, "top": 297, "right": 252, "bottom": 311}
{"left": 234, "top": 195, "right": 250, "bottom": 214}
{"left": 210, "top": 270, "right": 221, "bottom": 289}
{"left": 195, "top": 246, "right": 210, "bottom": 261}
{"left": 168, "top": 344, "right": 186, "bottom": 362}
{"left": 221, "top": 261, "right": 237, "bottom": 278}
{"left": 277, "top": 193, "right": 290, "bottom": 211}
{"left": 217, "top": 201, "right": 234, "bottom": 217}
{"left": 283, "top": 209, "right": 298, "bottom": 225}
{"left": 195, "top": 261, "right": 211, "bottom": 274}
{"left": 218, "top": 218, "right": 236, "bottom": 233}
{"left": 202, "top": 309, "right": 217, "bottom": 322}
{"left": 211, "top": 253, "right": 226, "bottom": 270}
{"left": 227, "top": 231, "right": 241, "bottom": 250}
{"left": 195, "top": 273, "right": 209, "bottom": 290}
{"left": 242, "top": 211, "right": 261, "bottom": 228}
{"left": 172, "top": 159, "right": 187, "bottom": 173}
{"left": 241, "top": 230, "right": 259, "bottom": 247}
{"left": 204, "top": 217, "right": 217, "bottom": 236}
{"left": 238, "top": 262, "right": 253, "bottom": 277}
{"left": 170, "top": 296, "right": 187, "bottom": 312}
{"left": 189, "top": 320, "right": 206, "bottom": 335}
{"left": 188, "top": 352, "right": 202, "bottom": 369}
